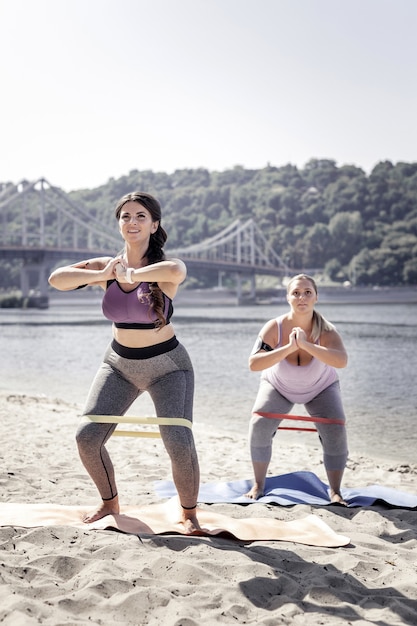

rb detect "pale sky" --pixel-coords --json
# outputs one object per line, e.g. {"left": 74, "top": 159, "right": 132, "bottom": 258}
{"left": 1, "top": 0, "right": 416, "bottom": 192}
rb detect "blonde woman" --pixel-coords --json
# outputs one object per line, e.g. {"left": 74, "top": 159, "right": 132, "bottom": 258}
{"left": 245, "top": 274, "right": 348, "bottom": 504}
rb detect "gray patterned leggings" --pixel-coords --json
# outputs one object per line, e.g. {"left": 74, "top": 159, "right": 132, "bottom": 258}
{"left": 249, "top": 379, "right": 348, "bottom": 471}
{"left": 76, "top": 338, "right": 199, "bottom": 504}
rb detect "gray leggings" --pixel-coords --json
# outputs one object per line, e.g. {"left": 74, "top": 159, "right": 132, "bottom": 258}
{"left": 76, "top": 339, "right": 199, "bottom": 501}
{"left": 249, "top": 379, "right": 348, "bottom": 471}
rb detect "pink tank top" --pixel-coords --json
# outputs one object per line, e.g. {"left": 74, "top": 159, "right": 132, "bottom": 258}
{"left": 262, "top": 316, "right": 338, "bottom": 403}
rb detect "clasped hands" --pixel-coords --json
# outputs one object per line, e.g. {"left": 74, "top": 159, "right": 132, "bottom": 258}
{"left": 108, "top": 258, "right": 135, "bottom": 284}
{"left": 289, "top": 327, "right": 308, "bottom": 348}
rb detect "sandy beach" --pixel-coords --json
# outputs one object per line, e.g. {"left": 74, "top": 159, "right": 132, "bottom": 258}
{"left": 1, "top": 392, "right": 416, "bottom": 625}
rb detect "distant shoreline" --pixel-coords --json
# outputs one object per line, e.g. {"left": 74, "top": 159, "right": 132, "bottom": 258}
{"left": 174, "top": 285, "right": 417, "bottom": 307}
{"left": 44, "top": 285, "right": 417, "bottom": 308}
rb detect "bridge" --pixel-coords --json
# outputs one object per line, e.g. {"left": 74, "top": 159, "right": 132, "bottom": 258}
{"left": 0, "top": 178, "right": 290, "bottom": 304}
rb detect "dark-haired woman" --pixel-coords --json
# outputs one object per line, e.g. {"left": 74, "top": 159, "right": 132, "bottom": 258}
{"left": 245, "top": 274, "right": 349, "bottom": 504}
{"left": 49, "top": 192, "right": 200, "bottom": 532}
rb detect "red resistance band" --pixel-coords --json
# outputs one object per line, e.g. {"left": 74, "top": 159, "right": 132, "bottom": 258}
{"left": 253, "top": 412, "right": 345, "bottom": 432}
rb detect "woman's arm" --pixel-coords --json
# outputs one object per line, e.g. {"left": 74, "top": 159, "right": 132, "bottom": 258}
{"left": 248, "top": 319, "right": 298, "bottom": 371}
{"left": 294, "top": 327, "right": 348, "bottom": 368}
{"left": 116, "top": 258, "right": 187, "bottom": 292}
{"left": 48, "top": 256, "right": 116, "bottom": 291}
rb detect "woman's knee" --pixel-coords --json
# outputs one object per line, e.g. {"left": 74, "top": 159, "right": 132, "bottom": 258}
{"left": 318, "top": 423, "right": 348, "bottom": 456}
{"left": 75, "top": 421, "right": 110, "bottom": 452}
{"left": 75, "top": 422, "right": 93, "bottom": 453}
{"left": 249, "top": 415, "right": 277, "bottom": 447}
{"left": 160, "top": 426, "right": 196, "bottom": 458}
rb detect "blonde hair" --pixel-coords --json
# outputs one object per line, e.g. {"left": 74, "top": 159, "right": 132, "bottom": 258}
{"left": 286, "top": 274, "right": 335, "bottom": 342}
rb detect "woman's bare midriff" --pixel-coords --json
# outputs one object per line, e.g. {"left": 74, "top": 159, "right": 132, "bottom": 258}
{"left": 113, "top": 323, "right": 176, "bottom": 348}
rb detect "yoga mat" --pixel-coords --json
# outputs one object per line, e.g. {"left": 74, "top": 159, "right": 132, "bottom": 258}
{"left": 154, "top": 471, "right": 417, "bottom": 509}
{"left": 0, "top": 498, "right": 350, "bottom": 547}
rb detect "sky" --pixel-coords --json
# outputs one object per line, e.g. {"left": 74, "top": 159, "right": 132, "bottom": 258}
{"left": 1, "top": 0, "right": 416, "bottom": 192}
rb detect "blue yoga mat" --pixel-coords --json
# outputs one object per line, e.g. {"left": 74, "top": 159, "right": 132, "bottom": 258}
{"left": 155, "top": 471, "right": 417, "bottom": 508}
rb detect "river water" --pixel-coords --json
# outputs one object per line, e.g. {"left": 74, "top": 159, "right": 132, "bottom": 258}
{"left": 1, "top": 293, "right": 416, "bottom": 465}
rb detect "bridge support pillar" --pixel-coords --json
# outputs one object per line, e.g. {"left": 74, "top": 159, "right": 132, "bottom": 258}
{"left": 250, "top": 274, "right": 256, "bottom": 299}
{"left": 35, "top": 262, "right": 50, "bottom": 298}
{"left": 236, "top": 273, "right": 242, "bottom": 304}
{"left": 236, "top": 273, "right": 257, "bottom": 304}
{"left": 20, "top": 260, "right": 50, "bottom": 307}
{"left": 20, "top": 266, "right": 30, "bottom": 298}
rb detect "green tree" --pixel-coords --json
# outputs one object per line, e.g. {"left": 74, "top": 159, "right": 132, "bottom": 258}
{"left": 328, "top": 211, "right": 363, "bottom": 264}
{"left": 302, "top": 223, "right": 331, "bottom": 267}
{"left": 303, "top": 159, "right": 339, "bottom": 191}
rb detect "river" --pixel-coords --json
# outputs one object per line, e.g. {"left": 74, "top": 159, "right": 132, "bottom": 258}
{"left": 1, "top": 291, "right": 416, "bottom": 465}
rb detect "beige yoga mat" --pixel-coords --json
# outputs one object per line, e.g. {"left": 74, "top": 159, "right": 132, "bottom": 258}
{"left": 0, "top": 498, "right": 350, "bottom": 547}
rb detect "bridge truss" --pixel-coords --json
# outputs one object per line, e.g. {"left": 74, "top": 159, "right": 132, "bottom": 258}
{"left": 0, "top": 178, "right": 289, "bottom": 303}
{"left": 170, "top": 218, "right": 289, "bottom": 277}
{"left": 0, "top": 178, "right": 121, "bottom": 253}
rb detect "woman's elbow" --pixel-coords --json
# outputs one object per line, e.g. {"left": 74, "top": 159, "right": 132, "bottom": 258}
{"left": 48, "top": 272, "right": 59, "bottom": 288}
{"left": 169, "top": 259, "right": 187, "bottom": 284}
{"left": 248, "top": 357, "right": 262, "bottom": 372}
{"left": 48, "top": 271, "right": 67, "bottom": 291}
{"left": 336, "top": 354, "right": 348, "bottom": 368}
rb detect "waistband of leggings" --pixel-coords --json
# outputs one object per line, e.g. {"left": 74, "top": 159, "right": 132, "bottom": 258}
{"left": 111, "top": 336, "right": 179, "bottom": 360}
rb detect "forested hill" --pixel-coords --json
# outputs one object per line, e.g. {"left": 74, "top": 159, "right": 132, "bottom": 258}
{"left": 3, "top": 158, "right": 417, "bottom": 287}
{"left": 68, "top": 158, "right": 417, "bottom": 286}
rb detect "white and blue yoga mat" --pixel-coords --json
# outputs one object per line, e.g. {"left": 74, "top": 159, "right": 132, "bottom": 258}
{"left": 155, "top": 471, "right": 417, "bottom": 509}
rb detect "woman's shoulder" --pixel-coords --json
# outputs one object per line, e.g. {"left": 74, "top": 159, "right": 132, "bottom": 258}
{"left": 320, "top": 325, "right": 344, "bottom": 347}
{"left": 275, "top": 313, "right": 290, "bottom": 328}
{"left": 262, "top": 314, "right": 280, "bottom": 335}
{"left": 263, "top": 313, "right": 286, "bottom": 328}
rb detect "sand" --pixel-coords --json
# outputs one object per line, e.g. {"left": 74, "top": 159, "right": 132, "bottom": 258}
{"left": 0, "top": 392, "right": 416, "bottom": 626}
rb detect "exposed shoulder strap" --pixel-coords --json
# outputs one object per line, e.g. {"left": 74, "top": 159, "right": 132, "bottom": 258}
{"left": 275, "top": 315, "right": 284, "bottom": 347}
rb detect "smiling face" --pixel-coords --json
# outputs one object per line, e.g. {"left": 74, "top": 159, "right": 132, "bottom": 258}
{"left": 118, "top": 201, "right": 159, "bottom": 244}
{"left": 286, "top": 276, "right": 318, "bottom": 313}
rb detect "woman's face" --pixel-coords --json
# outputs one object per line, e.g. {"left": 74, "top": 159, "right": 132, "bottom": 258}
{"left": 286, "top": 278, "right": 318, "bottom": 312}
{"left": 118, "top": 201, "right": 158, "bottom": 243}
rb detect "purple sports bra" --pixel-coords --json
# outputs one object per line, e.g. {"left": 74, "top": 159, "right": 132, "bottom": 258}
{"left": 102, "top": 280, "right": 173, "bottom": 329}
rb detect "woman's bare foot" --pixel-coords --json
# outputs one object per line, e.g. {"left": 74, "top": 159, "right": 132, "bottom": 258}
{"left": 181, "top": 509, "right": 201, "bottom": 535}
{"left": 244, "top": 484, "right": 264, "bottom": 500}
{"left": 330, "top": 490, "right": 348, "bottom": 506}
{"left": 82, "top": 495, "right": 120, "bottom": 523}
{"left": 179, "top": 507, "right": 201, "bottom": 534}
